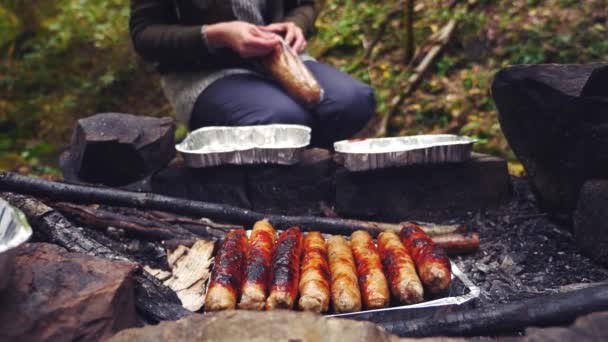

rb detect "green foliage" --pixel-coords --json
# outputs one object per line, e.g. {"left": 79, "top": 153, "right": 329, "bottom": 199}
{"left": 310, "top": 0, "right": 608, "bottom": 160}
{"left": 0, "top": 0, "right": 169, "bottom": 176}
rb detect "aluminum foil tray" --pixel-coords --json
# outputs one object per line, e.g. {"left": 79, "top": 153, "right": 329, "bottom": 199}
{"left": 334, "top": 134, "right": 475, "bottom": 171}
{"left": 176, "top": 124, "right": 311, "bottom": 168}
{"left": 0, "top": 199, "right": 33, "bottom": 291}
{"left": 327, "top": 262, "right": 479, "bottom": 323}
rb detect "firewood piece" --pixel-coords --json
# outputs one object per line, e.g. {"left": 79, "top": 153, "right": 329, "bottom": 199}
{"left": 157, "top": 240, "right": 215, "bottom": 312}
{"left": 0, "top": 172, "right": 463, "bottom": 240}
{"left": 0, "top": 192, "right": 191, "bottom": 323}
{"left": 50, "top": 202, "right": 197, "bottom": 241}
{"left": 378, "top": 284, "right": 608, "bottom": 337}
{"left": 61, "top": 113, "right": 176, "bottom": 186}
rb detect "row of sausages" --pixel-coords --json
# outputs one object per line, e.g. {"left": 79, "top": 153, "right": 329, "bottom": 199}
{"left": 204, "top": 221, "right": 451, "bottom": 313}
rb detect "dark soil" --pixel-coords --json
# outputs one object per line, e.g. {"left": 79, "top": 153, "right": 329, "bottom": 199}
{"left": 453, "top": 177, "right": 608, "bottom": 305}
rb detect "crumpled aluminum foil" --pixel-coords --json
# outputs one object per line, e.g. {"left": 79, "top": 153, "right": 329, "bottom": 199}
{"left": 0, "top": 198, "right": 33, "bottom": 291}
{"left": 334, "top": 134, "right": 476, "bottom": 171}
{"left": 327, "top": 262, "right": 480, "bottom": 321}
{"left": 176, "top": 124, "right": 311, "bottom": 168}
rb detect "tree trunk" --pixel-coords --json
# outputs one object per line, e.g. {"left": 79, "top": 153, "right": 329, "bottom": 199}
{"left": 403, "top": 0, "right": 415, "bottom": 64}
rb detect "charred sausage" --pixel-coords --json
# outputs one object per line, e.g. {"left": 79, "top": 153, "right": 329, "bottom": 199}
{"left": 327, "top": 235, "right": 362, "bottom": 313}
{"left": 204, "top": 229, "right": 248, "bottom": 311}
{"left": 298, "top": 232, "right": 331, "bottom": 313}
{"left": 238, "top": 220, "right": 276, "bottom": 310}
{"left": 432, "top": 232, "right": 480, "bottom": 256}
{"left": 377, "top": 231, "right": 424, "bottom": 304}
{"left": 266, "top": 227, "right": 304, "bottom": 310}
{"left": 350, "top": 230, "right": 390, "bottom": 309}
{"left": 400, "top": 222, "right": 452, "bottom": 294}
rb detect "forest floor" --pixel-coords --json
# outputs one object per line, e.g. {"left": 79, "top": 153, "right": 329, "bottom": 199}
{"left": 1, "top": 0, "right": 607, "bottom": 177}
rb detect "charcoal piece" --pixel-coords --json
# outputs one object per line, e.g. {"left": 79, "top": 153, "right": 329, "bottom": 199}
{"left": 492, "top": 64, "right": 608, "bottom": 219}
{"left": 334, "top": 153, "right": 511, "bottom": 222}
{"left": 574, "top": 179, "right": 608, "bottom": 265}
{"left": 246, "top": 148, "right": 335, "bottom": 216}
{"left": 61, "top": 113, "right": 176, "bottom": 186}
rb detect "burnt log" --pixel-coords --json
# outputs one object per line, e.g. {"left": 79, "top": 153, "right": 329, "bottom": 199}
{"left": 0, "top": 243, "right": 136, "bottom": 341}
{"left": 0, "top": 192, "right": 191, "bottom": 323}
{"left": 492, "top": 64, "right": 608, "bottom": 219}
{"left": 61, "top": 113, "right": 176, "bottom": 186}
{"left": 374, "top": 284, "right": 608, "bottom": 337}
{"left": 574, "top": 179, "right": 608, "bottom": 265}
{"left": 50, "top": 202, "right": 197, "bottom": 241}
{"left": 0, "top": 171, "right": 472, "bottom": 239}
{"left": 150, "top": 159, "right": 251, "bottom": 209}
{"left": 245, "top": 148, "right": 335, "bottom": 216}
{"left": 334, "top": 153, "right": 511, "bottom": 221}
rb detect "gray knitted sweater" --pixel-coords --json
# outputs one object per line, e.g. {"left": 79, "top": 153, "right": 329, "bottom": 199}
{"left": 161, "top": 0, "right": 313, "bottom": 125}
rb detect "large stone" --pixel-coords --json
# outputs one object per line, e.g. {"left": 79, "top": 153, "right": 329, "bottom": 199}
{"left": 492, "top": 64, "right": 608, "bottom": 218}
{"left": 150, "top": 157, "right": 251, "bottom": 209}
{"left": 574, "top": 179, "right": 608, "bottom": 265}
{"left": 107, "top": 310, "right": 470, "bottom": 342}
{"left": 0, "top": 243, "right": 137, "bottom": 341}
{"left": 334, "top": 153, "right": 511, "bottom": 222}
{"left": 61, "top": 113, "right": 176, "bottom": 186}
{"left": 246, "top": 148, "right": 336, "bottom": 216}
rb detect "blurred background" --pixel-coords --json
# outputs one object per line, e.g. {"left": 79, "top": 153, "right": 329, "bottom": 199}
{"left": 1, "top": 0, "right": 607, "bottom": 177}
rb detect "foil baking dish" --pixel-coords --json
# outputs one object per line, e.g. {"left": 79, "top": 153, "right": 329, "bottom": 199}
{"left": 327, "top": 262, "right": 479, "bottom": 322}
{"left": 176, "top": 125, "right": 311, "bottom": 168}
{"left": 0, "top": 199, "right": 33, "bottom": 291}
{"left": 334, "top": 134, "right": 475, "bottom": 171}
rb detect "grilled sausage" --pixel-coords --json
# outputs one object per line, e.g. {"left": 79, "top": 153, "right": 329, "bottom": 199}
{"left": 266, "top": 227, "right": 303, "bottom": 310}
{"left": 204, "top": 229, "right": 248, "bottom": 311}
{"left": 259, "top": 39, "right": 322, "bottom": 106}
{"left": 400, "top": 222, "right": 452, "bottom": 294}
{"left": 377, "top": 231, "right": 424, "bottom": 304}
{"left": 298, "top": 232, "right": 331, "bottom": 313}
{"left": 432, "top": 232, "right": 480, "bottom": 256}
{"left": 350, "top": 230, "right": 390, "bottom": 309}
{"left": 327, "top": 235, "right": 362, "bottom": 313}
{"left": 238, "top": 220, "right": 276, "bottom": 310}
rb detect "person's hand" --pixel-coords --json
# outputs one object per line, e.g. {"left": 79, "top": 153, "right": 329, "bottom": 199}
{"left": 260, "top": 22, "right": 307, "bottom": 53}
{"left": 205, "top": 21, "right": 281, "bottom": 58}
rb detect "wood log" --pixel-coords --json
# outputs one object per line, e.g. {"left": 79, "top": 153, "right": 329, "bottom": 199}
{"left": 376, "top": 284, "right": 608, "bottom": 337}
{"left": 0, "top": 172, "right": 464, "bottom": 238}
{"left": 50, "top": 202, "right": 197, "bottom": 241}
{"left": 0, "top": 192, "right": 191, "bottom": 323}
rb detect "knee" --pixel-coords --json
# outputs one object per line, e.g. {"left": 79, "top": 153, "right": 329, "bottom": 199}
{"left": 333, "top": 82, "right": 376, "bottom": 125}
{"left": 255, "top": 101, "right": 314, "bottom": 127}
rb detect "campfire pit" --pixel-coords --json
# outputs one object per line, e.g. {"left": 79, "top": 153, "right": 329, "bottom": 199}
{"left": 2, "top": 169, "right": 608, "bottom": 339}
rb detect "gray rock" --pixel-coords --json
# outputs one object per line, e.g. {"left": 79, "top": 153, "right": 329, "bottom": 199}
{"left": 0, "top": 243, "right": 136, "bottom": 341}
{"left": 107, "top": 310, "right": 471, "bottom": 342}
{"left": 574, "top": 179, "right": 608, "bottom": 265}
{"left": 492, "top": 64, "right": 608, "bottom": 218}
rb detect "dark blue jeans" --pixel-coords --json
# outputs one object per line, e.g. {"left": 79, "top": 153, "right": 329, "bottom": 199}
{"left": 190, "top": 61, "right": 376, "bottom": 147}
